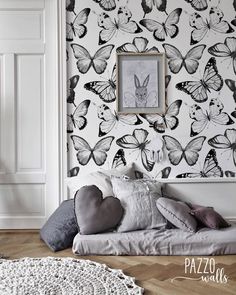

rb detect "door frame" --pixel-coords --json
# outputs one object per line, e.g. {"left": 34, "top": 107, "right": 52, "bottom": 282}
{"left": 58, "top": 0, "right": 68, "bottom": 202}
{"left": 0, "top": 0, "right": 67, "bottom": 228}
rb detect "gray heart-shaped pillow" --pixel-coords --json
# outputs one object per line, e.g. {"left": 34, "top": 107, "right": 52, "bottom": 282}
{"left": 74, "top": 185, "right": 124, "bottom": 235}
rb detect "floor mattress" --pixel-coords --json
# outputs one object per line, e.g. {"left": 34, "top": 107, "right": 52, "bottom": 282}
{"left": 73, "top": 224, "right": 236, "bottom": 256}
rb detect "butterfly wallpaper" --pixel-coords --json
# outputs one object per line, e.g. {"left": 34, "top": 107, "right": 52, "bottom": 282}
{"left": 67, "top": 0, "right": 236, "bottom": 179}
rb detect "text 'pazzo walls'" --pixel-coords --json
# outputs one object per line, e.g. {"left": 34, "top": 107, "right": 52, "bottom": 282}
{"left": 66, "top": 0, "right": 236, "bottom": 179}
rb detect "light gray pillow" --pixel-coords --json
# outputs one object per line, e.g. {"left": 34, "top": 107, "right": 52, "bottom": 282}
{"left": 156, "top": 198, "right": 197, "bottom": 232}
{"left": 74, "top": 185, "right": 124, "bottom": 235}
{"left": 67, "top": 163, "right": 136, "bottom": 198}
{"left": 111, "top": 177, "right": 167, "bottom": 232}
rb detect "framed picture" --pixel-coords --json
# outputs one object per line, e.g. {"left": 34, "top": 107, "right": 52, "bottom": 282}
{"left": 116, "top": 52, "right": 165, "bottom": 114}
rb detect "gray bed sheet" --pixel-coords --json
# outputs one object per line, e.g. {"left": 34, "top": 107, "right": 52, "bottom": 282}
{"left": 73, "top": 224, "right": 236, "bottom": 256}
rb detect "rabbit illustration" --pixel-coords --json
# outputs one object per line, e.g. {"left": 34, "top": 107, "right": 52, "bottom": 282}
{"left": 134, "top": 74, "right": 150, "bottom": 108}
{"left": 123, "top": 74, "right": 157, "bottom": 108}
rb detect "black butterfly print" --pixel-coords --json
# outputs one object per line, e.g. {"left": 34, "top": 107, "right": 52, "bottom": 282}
{"left": 116, "top": 37, "right": 159, "bottom": 53}
{"left": 67, "top": 100, "right": 90, "bottom": 133}
{"left": 234, "top": 0, "right": 236, "bottom": 11}
{"left": 71, "top": 44, "right": 114, "bottom": 74}
{"left": 225, "top": 170, "right": 236, "bottom": 177}
{"left": 185, "top": 0, "right": 208, "bottom": 11}
{"left": 189, "top": 98, "right": 234, "bottom": 137}
{"left": 161, "top": 166, "right": 171, "bottom": 178}
{"left": 208, "top": 37, "right": 236, "bottom": 75}
{"left": 116, "top": 129, "right": 155, "bottom": 172}
{"left": 141, "top": 0, "right": 167, "bottom": 17}
{"left": 232, "top": 110, "right": 236, "bottom": 119}
{"left": 66, "top": 0, "right": 76, "bottom": 15}
{"left": 68, "top": 166, "right": 80, "bottom": 177}
{"left": 134, "top": 166, "right": 171, "bottom": 179}
{"left": 165, "top": 75, "right": 171, "bottom": 104}
{"left": 67, "top": 75, "right": 79, "bottom": 106}
{"left": 140, "top": 8, "right": 182, "bottom": 42}
{"left": 176, "top": 149, "right": 223, "bottom": 178}
{"left": 93, "top": 0, "right": 116, "bottom": 11}
{"left": 163, "top": 135, "right": 206, "bottom": 166}
{"left": 112, "top": 149, "right": 126, "bottom": 169}
{"left": 134, "top": 170, "right": 147, "bottom": 179}
{"left": 84, "top": 64, "right": 116, "bottom": 103}
{"left": 225, "top": 79, "right": 236, "bottom": 118}
{"left": 98, "top": 7, "right": 142, "bottom": 45}
{"left": 66, "top": 50, "right": 69, "bottom": 61}
{"left": 97, "top": 104, "right": 142, "bottom": 137}
{"left": 165, "top": 75, "right": 171, "bottom": 89}
{"left": 163, "top": 43, "right": 206, "bottom": 74}
{"left": 71, "top": 136, "right": 114, "bottom": 166}
{"left": 66, "top": 8, "right": 90, "bottom": 41}
{"left": 225, "top": 79, "right": 236, "bottom": 103}
{"left": 189, "top": 7, "right": 234, "bottom": 45}
{"left": 176, "top": 57, "right": 223, "bottom": 103}
{"left": 141, "top": 100, "right": 182, "bottom": 133}
{"left": 232, "top": 18, "right": 236, "bottom": 27}
{"left": 208, "top": 128, "right": 236, "bottom": 166}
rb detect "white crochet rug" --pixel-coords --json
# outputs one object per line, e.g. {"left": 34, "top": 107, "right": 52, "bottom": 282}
{"left": 0, "top": 257, "right": 144, "bottom": 295}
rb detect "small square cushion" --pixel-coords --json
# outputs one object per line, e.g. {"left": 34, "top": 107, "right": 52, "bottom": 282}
{"left": 156, "top": 198, "right": 197, "bottom": 232}
{"left": 190, "top": 207, "right": 230, "bottom": 229}
{"left": 74, "top": 185, "right": 124, "bottom": 235}
{"left": 40, "top": 200, "right": 78, "bottom": 252}
{"left": 67, "top": 164, "right": 136, "bottom": 198}
{"left": 111, "top": 177, "right": 167, "bottom": 232}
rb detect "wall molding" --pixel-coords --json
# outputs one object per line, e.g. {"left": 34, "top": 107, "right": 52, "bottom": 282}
{"left": 162, "top": 178, "right": 236, "bottom": 184}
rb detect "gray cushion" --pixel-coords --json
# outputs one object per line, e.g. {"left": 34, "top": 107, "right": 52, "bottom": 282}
{"left": 74, "top": 185, "right": 124, "bottom": 235}
{"left": 156, "top": 198, "right": 197, "bottom": 232}
{"left": 40, "top": 200, "right": 78, "bottom": 252}
{"left": 111, "top": 177, "right": 167, "bottom": 232}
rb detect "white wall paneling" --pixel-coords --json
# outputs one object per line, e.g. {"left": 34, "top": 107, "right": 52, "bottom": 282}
{"left": 0, "top": 54, "right": 4, "bottom": 174}
{"left": 16, "top": 54, "right": 44, "bottom": 172}
{"left": 0, "top": 0, "right": 64, "bottom": 229}
{"left": 0, "top": 184, "right": 44, "bottom": 216}
{"left": 2, "top": 54, "right": 15, "bottom": 173}
{"left": 0, "top": 0, "right": 44, "bottom": 10}
{"left": 0, "top": 11, "right": 43, "bottom": 41}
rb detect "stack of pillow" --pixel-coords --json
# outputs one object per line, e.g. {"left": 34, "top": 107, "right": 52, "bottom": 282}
{"left": 40, "top": 164, "right": 230, "bottom": 252}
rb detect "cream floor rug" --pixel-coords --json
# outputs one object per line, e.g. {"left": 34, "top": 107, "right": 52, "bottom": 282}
{"left": 0, "top": 257, "right": 143, "bottom": 294}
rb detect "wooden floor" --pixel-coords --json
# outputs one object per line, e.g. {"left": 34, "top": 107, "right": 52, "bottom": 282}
{"left": 0, "top": 231, "right": 236, "bottom": 295}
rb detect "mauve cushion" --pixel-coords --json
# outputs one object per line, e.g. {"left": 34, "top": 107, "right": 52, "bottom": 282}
{"left": 74, "top": 185, "right": 124, "bottom": 235}
{"left": 188, "top": 203, "right": 213, "bottom": 210}
{"left": 156, "top": 198, "right": 197, "bottom": 232}
{"left": 40, "top": 200, "right": 78, "bottom": 252}
{"left": 190, "top": 207, "right": 230, "bottom": 229}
